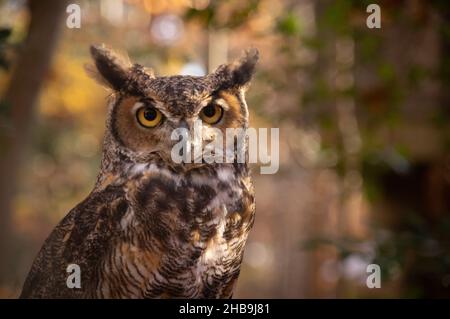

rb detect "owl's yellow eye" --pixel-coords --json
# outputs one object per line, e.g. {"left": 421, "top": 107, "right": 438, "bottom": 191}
{"left": 200, "top": 104, "right": 223, "bottom": 125}
{"left": 136, "top": 107, "right": 163, "bottom": 128}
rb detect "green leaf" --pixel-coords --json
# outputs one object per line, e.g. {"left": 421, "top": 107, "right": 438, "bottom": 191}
{"left": 277, "top": 12, "right": 301, "bottom": 36}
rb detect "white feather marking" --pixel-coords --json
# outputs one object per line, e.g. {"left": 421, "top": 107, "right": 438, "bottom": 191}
{"left": 217, "top": 167, "right": 233, "bottom": 182}
{"left": 130, "top": 163, "right": 148, "bottom": 175}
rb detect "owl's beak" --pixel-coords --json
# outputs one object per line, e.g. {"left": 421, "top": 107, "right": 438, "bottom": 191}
{"left": 177, "top": 120, "right": 190, "bottom": 131}
{"left": 170, "top": 120, "right": 206, "bottom": 166}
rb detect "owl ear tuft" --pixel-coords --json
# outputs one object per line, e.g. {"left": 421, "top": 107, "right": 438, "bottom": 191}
{"left": 86, "top": 44, "right": 132, "bottom": 91}
{"left": 229, "top": 48, "right": 259, "bottom": 87}
{"left": 211, "top": 48, "right": 259, "bottom": 90}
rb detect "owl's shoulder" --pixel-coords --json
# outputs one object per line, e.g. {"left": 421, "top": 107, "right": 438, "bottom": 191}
{"left": 62, "top": 185, "right": 129, "bottom": 256}
{"left": 20, "top": 184, "right": 129, "bottom": 298}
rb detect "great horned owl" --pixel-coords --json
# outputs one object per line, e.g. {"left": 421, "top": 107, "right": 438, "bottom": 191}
{"left": 20, "top": 45, "right": 258, "bottom": 298}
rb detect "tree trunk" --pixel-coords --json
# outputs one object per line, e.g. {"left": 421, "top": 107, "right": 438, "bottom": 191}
{"left": 0, "top": 0, "right": 68, "bottom": 286}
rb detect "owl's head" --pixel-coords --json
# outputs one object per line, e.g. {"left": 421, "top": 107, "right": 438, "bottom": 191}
{"left": 89, "top": 45, "right": 258, "bottom": 172}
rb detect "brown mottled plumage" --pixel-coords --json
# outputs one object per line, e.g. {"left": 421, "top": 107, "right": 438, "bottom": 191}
{"left": 20, "top": 44, "right": 258, "bottom": 298}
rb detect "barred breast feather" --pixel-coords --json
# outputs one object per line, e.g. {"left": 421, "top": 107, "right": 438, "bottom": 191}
{"left": 20, "top": 163, "right": 255, "bottom": 299}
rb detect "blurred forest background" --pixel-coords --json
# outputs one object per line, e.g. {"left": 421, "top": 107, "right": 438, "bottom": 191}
{"left": 1, "top": 0, "right": 450, "bottom": 298}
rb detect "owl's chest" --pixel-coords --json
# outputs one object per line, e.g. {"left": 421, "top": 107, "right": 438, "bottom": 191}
{"left": 109, "top": 166, "right": 255, "bottom": 298}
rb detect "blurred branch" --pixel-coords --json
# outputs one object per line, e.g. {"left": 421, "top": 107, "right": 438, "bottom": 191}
{"left": 0, "top": 0, "right": 68, "bottom": 285}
